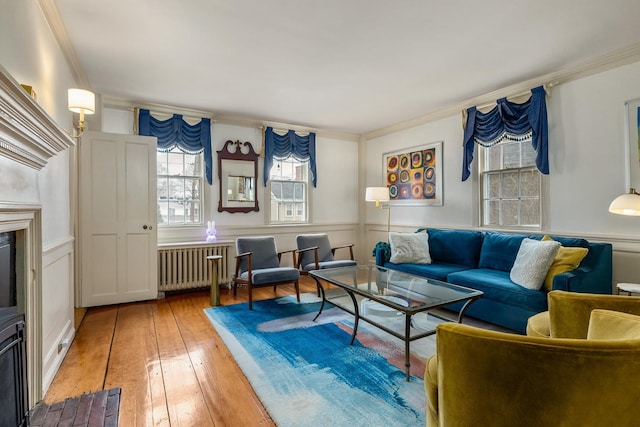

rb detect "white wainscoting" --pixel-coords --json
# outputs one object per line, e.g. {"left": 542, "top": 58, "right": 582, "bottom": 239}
{"left": 41, "top": 236, "right": 75, "bottom": 395}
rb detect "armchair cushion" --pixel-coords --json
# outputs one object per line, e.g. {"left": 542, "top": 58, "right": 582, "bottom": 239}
{"left": 236, "top": 236, "right": 280, "bottom": 272}
{"left": 239, "top": 267, "right": 300, "bottom": 285}
{"left": 587, "top": 309, "right": 640, "bottom": 340}
{"left": 301, "top": 259, "right": 356, "bottom": 272}
{"left": 296, "top": 234, "right": 334, "bottom": 268}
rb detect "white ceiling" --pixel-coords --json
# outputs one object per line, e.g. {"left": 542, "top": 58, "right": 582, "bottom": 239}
{"left": 54, "top": 0, "right": 640, "bottom": 135}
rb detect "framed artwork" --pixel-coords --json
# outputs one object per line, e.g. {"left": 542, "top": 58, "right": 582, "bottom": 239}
{"left": 383, "top": 141, "right": 443, "bottom": 206}
{"left": 625, "top": 98, "right": 640, "bottom": 191}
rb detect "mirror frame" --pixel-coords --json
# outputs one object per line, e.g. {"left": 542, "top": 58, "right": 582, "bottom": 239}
{"left": 217, "top": 140, "right": 259, "bottom": 213}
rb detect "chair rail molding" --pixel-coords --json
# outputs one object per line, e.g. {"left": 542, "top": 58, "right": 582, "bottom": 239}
{"left": 0, "top": 65, "right": 74, "bottom": 170}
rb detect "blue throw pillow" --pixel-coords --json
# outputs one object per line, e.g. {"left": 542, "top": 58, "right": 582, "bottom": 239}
{"left": 478, "top": 232, "right": 531, "bottom": 272}
{"left": 423, "top": 228, "right": 483, "bottom": 268}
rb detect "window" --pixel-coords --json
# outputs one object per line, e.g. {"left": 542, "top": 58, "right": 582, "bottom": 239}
{"left": 480, "top": 138, "right": 540, "bottom": 228}
{"left": 157, "top": 147, "right": 203, "bottom": 226}
{"left": 268, "top": 157, "right": 309, "bottom": 223}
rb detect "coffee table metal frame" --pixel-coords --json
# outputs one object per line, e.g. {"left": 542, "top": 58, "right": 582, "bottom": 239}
{"left": 310, "top": 265, "right": 483, "bottom": 381}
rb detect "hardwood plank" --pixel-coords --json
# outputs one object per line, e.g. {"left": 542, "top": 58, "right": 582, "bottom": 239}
{"left": 103, "top": 302, "right": 169, "bottom": 427}
{"left": 154, "top": 298, "right": 215, "bottom": 426}
{"left": 44, "top": 306, "right": 117, "bottom": 403}
{"left": 44, "top": 276, "right": 319, "bottom": 426}
{"left": 169, "top": 292, "right": 274, "bottom": 426}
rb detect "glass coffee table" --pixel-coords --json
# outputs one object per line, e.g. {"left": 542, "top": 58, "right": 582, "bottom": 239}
{"left": 310, "top": 265, "right": 483, "bottom": 381}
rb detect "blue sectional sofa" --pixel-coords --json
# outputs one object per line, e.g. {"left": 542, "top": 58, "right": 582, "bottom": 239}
{"left": 374, "top": 228, "right": 613, "bottom": 333}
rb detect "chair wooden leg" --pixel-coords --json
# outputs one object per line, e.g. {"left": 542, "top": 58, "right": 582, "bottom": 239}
{"left": 294, "top": 280, "right": 300, "bottom": 302}
{"left": 233, "top": 278, "right": 237, "bottom": 296}
{"left": 248, "top": 283, "right": 253, "bottom": 310}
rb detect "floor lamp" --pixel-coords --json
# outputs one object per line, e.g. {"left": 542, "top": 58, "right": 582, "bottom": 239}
{"left": 366, "top": 186, "right": 391, "bottom": 236}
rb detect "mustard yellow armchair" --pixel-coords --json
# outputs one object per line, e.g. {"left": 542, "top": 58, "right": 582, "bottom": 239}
{"left": 426, "top": 293, "right": 640, "bottom": 427}
{"left": 527, "top": 290, "right": 640, "bottom": 338}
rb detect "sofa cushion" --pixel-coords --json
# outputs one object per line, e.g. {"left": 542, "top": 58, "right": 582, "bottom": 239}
{"left": 510, "top": 238, "right": 561, "bottom": 290}
{"left": 384, "top": 261, "right": 470, "bottom": 282}
{"left": 389, "top": 232, "right": 431, "bottom": 264}
{"left": 447, "top": 268, "right": 548, "bottom": 312}
{"left": 478, "top": 232, "right": 531, "bottom": 272}
{"left": 419, "top": 228, "right": 484, "bottom": 268}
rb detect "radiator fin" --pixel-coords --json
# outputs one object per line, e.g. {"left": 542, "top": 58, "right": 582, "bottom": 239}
{"left": 158, "top": 243, "right": 231, "bottom": 292}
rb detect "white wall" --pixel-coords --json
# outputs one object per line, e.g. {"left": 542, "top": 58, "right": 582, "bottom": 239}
{"left": 1, "top": 0, "right": 76, "bottom": 399}
{"left": 102, "top": 111, "right": 360, "bottom": 264}
{"left": 364, "top": 60, "right": 640, "bottom": 286}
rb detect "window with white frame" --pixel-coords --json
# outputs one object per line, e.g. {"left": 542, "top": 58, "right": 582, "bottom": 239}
{"left": 479, "top": 137, "right": 541, "bottom": 228}
{"left": 157, "top": 147, "right": 203, "bottom": 226}
{"left": 268, "top": 156, "right": 309, "bottom": 223}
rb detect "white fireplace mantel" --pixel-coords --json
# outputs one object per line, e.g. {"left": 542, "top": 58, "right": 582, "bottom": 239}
{"left": 0, "top": 65, "right": 75, "bottom": 170}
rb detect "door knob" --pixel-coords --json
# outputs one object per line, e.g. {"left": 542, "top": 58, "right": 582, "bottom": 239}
{"left": 143, "top": 225, "right": 148, "bottom": 230}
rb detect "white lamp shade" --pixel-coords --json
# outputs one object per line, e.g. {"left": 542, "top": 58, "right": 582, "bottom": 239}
{"left": 365, "top": 186, "right": 390, "bottom": 202}
{"left": 609, "top": 191, "right": 640, "bottom": 216}
{"left": 68, "top": 88, "right": 95, "bottom": 114}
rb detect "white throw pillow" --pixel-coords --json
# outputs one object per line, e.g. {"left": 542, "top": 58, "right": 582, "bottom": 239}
{"left": 510, "top": 238, "right": 561, "bottom": 290}
{"left": 389, "top": 232, "right": 432, "bottom": 264}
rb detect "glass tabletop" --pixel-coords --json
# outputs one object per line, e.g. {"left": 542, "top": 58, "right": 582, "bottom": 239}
{"left": 310, "top": 264, "right": 483, "bottom": 314}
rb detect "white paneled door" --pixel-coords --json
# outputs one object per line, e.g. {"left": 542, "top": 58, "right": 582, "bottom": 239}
{"left": 79, "top": 131, "right": 158, "bottom": 307}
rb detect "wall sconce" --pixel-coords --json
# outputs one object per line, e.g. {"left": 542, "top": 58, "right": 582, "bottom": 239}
{"left": 366, "top": 186, "right": 391, "bottom": 235}
{"left": 609, "top": 188, "right": 640, "bottom": 216}
{"left": 68, "top": 88, "right": 95, "bottom": 139}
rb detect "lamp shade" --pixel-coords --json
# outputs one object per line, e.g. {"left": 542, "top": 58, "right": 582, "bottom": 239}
{"left": 609, "top": 189, "right": 640, "bottom": 216}
{"left": 68, "top": 89, "right": 95, "bottom": 114}
{"left": 365, "top": 187, "right": 390, "bottom": 202}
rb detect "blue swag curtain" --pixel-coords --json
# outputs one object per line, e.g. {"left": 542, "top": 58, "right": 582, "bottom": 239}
{"left": 462, "top": 85, "right": 548, "bottom": 181}
{"left": 263, "top": 126, "right": 317, "bottom": 187}
{"left": 138, "top": 109, "right": 213, "bottom": 184}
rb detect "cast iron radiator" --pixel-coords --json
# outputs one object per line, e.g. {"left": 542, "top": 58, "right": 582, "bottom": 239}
{"left": 158, "top": 241, "right": 232, "bottom": 292}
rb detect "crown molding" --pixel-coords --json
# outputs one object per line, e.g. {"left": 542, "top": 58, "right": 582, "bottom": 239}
{"left": 363, "top": 44, "right": 640, "bottom": 140}
{"left": 37, "top": 0, "right": 91, "bottom": 89}
{"left": 0, "top": 65, "right": 75, "bottom": 170}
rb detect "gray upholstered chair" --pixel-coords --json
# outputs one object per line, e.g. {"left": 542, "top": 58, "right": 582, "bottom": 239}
{"left": 295, "top": 234, "right": 356, "bottom": 274}
{"left": 233, "top": 236, "right": 300, "bottom": 310}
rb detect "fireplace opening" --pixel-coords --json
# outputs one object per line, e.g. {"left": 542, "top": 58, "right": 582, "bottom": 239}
{"left": 0, "top": 230, "right": 28, "bottom": 427}
{"left": 0, "top": 231, "right": 17, "bottom": 308}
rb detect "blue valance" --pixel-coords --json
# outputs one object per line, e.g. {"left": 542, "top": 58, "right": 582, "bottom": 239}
{"left": 263, "top": 127, "right": 317, "bottom": 187}
{"left": 138, "top": 109, "right": 213, "bottom": 184}
{"left": 462, "top": 86, "right": 548, "bottom": 181}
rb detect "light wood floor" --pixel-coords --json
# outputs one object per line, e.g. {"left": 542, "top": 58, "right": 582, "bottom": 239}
{"left": 44, "top": 277, "right": 319, "bottom": 427}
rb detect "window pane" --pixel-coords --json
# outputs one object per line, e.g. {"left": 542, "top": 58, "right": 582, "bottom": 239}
{"left": 184, "top": 201, "right": 200, "bottom": 224}
{"left": 184, "top": 178, "right": 200, "bottom": 200}
{"left": 484, "top": 200, "right": 499, "bottom": 226}
{"left": 501, "top": 172, "right": 519, "bottom": 198}
{"left": 501, "top": 199, "right": 519, "bottom": 226}
{"left": 168, "top": 178, "right": 184, "bottom": 200}
{"left": 486, "top": 173, "right": 500, "bottom": 198}
{"left": 520, "top": 169, "right": 539, "bottom": 197}
{"left": 184, "top": 154, "right": 202, "bottom": 176}
{"left": 168, "top": 153, "right": 184, "bottom": 175}
{"left": 502, "top": 143, "right": 520, "bottom": 169}
{"left": 157, "top": 152, "right": 168, "bottom": 174}
{"left": 157, "top": 177, "right": 168, "bottom": 200}
{"left": 293, "top": 182, "right": 304, "bottom": 201}
{"left": 487, "top": 145, "right": 502, "bottom": 170}
{"left": 157, "top": 200, "right": 168, "bottom": 224}
{"left": 522, "top": 142, "right": 537, "bottom": 167}
{"left": 520, "top": 199, "right": 540, "bottom": 226}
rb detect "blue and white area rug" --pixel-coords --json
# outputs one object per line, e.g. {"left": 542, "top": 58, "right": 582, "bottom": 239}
{"left": 204, "top": 293, "right": 438, "bottom": 427}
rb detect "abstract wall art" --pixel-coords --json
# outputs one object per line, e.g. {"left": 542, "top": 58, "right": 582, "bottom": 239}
{"left": 383, "top": 141, "right": 443, "bottom": 206}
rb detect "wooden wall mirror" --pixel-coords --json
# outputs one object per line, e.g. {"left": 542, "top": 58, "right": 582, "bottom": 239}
{"left": 217, "top": 140, "right": 259, "bottom": 213}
